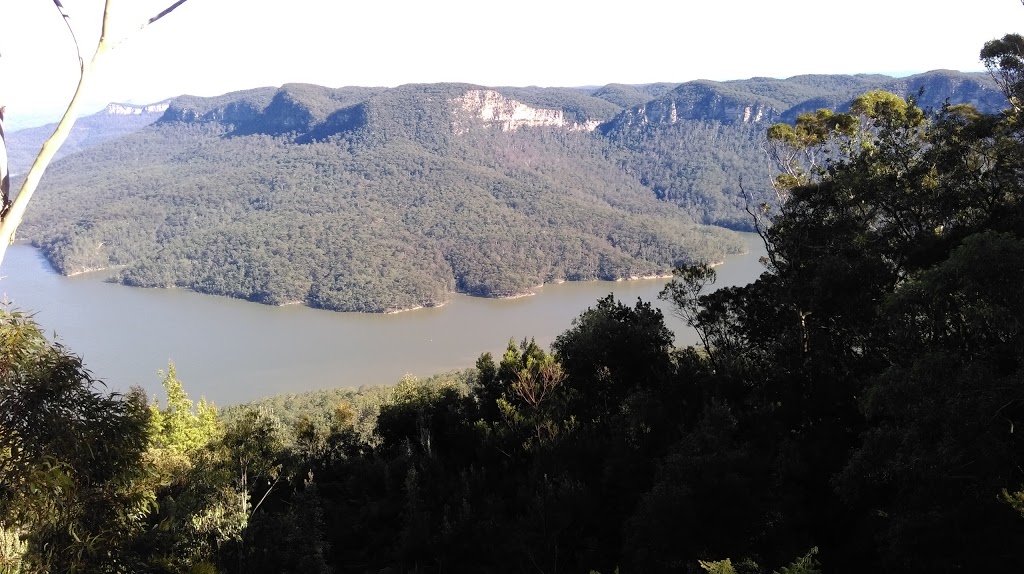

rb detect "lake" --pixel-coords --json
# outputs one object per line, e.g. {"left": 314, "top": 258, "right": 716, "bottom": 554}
{"left": 0, "top": 233, "right": 766, "bottom": 405}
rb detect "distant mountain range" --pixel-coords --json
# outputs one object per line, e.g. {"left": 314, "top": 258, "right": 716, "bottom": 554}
{"left": 12, "top": 70, "right": 1007, "bottom": 312}
{"left": 7, "top": 101, "right": 170, "bottom": 176}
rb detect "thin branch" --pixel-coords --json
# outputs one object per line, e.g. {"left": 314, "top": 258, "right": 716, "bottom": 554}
{"left": 0, "top": 0, "right": 188, "bottom": 270}
{"left": 0, "top": 0, "right": 113, "bottom": 267}
{"left": 147, "top": 0, "right": 191, "bottom": 28}
{"left": 250, "top": 473, "right": 281, "bottom": 518}
{"left": 51, "top": 0, "right": 83, "bottom": 69}
{"left": 109, "top": 0, "right": 192, "bottom": 50}
{"left": 739, "top": 176, "right": 778, "bottom": 272}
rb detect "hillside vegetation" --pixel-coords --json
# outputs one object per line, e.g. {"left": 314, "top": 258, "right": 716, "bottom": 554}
{"left": 6, "top": 102, "right": 168, "bottom": 175}
{"left": 17, "top": 71, "right": 1003, "bottom": 312}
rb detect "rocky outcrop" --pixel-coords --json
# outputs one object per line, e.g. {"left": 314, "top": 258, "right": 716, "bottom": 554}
{"left": 452, "top": 90, "right": 599, "bottom": 132}
{"left": 600, "top": 82, "right": 782, "bottom": 135}
{"left": 161, "top": 100, "right": 264, "bottom": 126}
{"left": 159, "top": 87, "right": 279, "bottom": 127}
{"left": 601, "top": 71, "right": 1007, "bottom": 136}
{"left": 882, "top": 71, "right": 1006, "bottom": 113}
{"left": 104, "top": 102, "right": 170, "bottom": 115}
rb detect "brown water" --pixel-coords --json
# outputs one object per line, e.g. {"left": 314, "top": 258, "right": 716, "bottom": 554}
{"left": 0, "top": 233, "right": 767, "bottom": 405}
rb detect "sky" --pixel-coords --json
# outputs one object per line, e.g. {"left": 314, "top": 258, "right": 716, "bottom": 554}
{"left": 1, "top": 0, "right": 1022, "bottom": 130}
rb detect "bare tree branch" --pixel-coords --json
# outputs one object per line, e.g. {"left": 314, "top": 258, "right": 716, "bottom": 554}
{"left": 739, "top": 177, "right": 778, "bottom": 273}
{"left": 147, "top": 0, "right": 191, "bottom": 28}
{"left": 51, "top": 0, "right": 83, "bottom": 69}
{"left": 0, "top": 0, "right": 189, "bottom": 269}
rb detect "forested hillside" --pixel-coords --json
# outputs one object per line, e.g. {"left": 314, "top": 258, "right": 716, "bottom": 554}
{"left": 17, "top": 71, "right": 1003, "bottom": 312}
{"left": 20, "top": 83, "right": 743, "bottom": 312}
{"left": 601, "top": 70, "right": 1005, "bottom": 227}
{"left": 6, "top": 101, "right": 168, "bottom": 175}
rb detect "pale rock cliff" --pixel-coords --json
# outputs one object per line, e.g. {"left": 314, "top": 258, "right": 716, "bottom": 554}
{"left": 452, "top": 90, "right": 599, "bottom": 132}
{"left": 605, "top": 84, "right": 780, "bottom": 133}
{"left": 104, "top": 102, "right": 170, "bottom": 115}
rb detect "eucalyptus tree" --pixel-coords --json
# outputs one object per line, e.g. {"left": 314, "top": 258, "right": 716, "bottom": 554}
{"left": 0, "top": 309, "right": 153, "bottom": 572}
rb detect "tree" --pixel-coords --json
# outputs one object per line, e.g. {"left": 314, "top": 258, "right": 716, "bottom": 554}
{"left": 666, "top": 74, "right": 1024, "bottom": 570}
{"left": 148, "top": 362, "right": 220, "bottom": 457}
{"left": 0, "top": 307, "right": 153, "bottom": 572}
{"left": 982, "top": 32, "right": 1024, "bottom": 114}
{"left": 0, "top": 0, "right": 190, "bottom": 269}
{"left": 132, "top": 364, "right": 229, "bottom": 571}
{"left": 551, "top": 294, "right": 674, "bottom": 424}
{"left": 835, "top": 232, "right": 1024, "bottom": 571}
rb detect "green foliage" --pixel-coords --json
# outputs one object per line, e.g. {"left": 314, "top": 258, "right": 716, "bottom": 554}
{"left": 660, "top": 263, "right": 718, "bottom": 344}
{"left": 0, "top": 308, "right": 153, "bottom": 572}
{"left": 552, "top": 294, "right": 675, "bottom": 425}
{"left": 220, "top": 369, "right": 476, "bottom": 445}
{"left": 484, "top": 338, "right": 570, "bottom": 450}
{"left": 1002, "top": 488, "right": 1024, "bottom": 517}
{"left": 149, "top": 362, "right": 220, "bottom": 455}
{"left": 675, "top": 75, "right": 1024, "bottom": 570}
{"left": 376, "top": 373, "right": 476, "bottom": 458}
{"left": 21, "top": 83, "right": 745, "bottom": 312}
{"left": 700, "top": 558, "right": 738, "bottom": 574}
{"left": 698, "top": 548, "right": 819, "bottom": 574}
{"left": 850, "top": 90, "right": 924, "bottom": 126}
{"left": 765, "top": 108, "right": 860, "bottom": 192}
{"left": 773, "top": 547, "right": 821, "bottom": 574}
{"left": 981, "top": 33, "right": 1024, "bottom": 113}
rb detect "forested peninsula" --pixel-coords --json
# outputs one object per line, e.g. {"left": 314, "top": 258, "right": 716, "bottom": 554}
{"left": 14, "top": 71, "right": 1004, "bottom": 312}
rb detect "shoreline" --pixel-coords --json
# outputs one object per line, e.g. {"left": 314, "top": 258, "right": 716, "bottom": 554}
{"left": 21, "top": 243, "right": 755, "bottom": 315}
{"left": 497, "top": 291, "right": 537, "bottom": 300}
{"left": 616, "top": 273, "right": 673, "bottom": 281}
{"left": 67, "top": 266, "right": 116, "bottom": 277}
{"left": 385, "top": 301, "right": 449, "bottom": 314}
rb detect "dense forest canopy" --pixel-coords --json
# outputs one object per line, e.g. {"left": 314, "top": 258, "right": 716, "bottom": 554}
{"left": 11, "top": 70, "right": 1004, "bottom": 312}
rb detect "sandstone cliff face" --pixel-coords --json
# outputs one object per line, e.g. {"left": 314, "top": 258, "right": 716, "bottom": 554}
{"left": 883, "top": 72, "right": 1006, "bottom": 112}
{"left": 624, "top": 97, "right": 774, "bottom": 126}
{"left": 603, "top": 71, "right": 1008, "bottom": 136}
{"left": 104, "top": 102, "right": 170, "bottom": 115}
{"left": 161, "top": 100, "right": 263, "bottom": 126}
{"left": 159, "top": 87, "right": 279, "bottom": 126}
{"left": 602, "top": 83, "right": 781, "bottom": 134}
{"left": 452, "top": 90, "right": 600, "bottom": 132}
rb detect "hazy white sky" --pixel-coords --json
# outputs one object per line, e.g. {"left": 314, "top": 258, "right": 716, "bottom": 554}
{"left": 2, "top": 0, "right": 1022, "bottom": 129}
